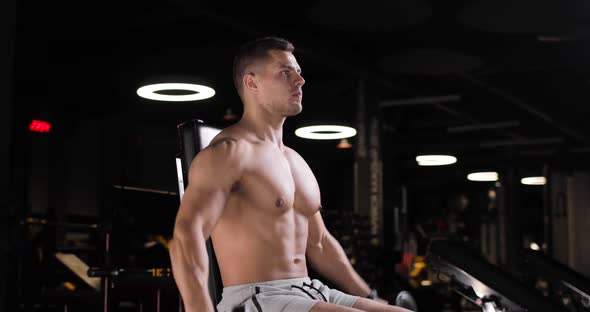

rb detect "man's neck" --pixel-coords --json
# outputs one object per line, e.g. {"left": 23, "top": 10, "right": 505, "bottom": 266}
{"left": 239, "top": 110, "right": 285, "bottom": 148}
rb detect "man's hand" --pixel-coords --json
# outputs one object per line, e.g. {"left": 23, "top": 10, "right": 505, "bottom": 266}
{"left": 366, "top": 288, "right": 389, "bottom": 304}
{"left": 375, "top": 297, "right": 389, "bottom": 305}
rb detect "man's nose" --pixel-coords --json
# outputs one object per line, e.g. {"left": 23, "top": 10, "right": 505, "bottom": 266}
{"left": 294, "top": 73, "right": 305, "bottom": 87}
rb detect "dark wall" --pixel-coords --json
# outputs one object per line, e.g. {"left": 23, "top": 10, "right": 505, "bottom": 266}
{"left": 1, "top": 0, "right": 17, "bottom": 309}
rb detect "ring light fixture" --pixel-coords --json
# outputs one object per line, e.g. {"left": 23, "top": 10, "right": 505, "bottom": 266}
{"left": 521, "top": 176, "right": 546, "bottom": 185}
{"left": 137, "top": 83, "right": 215, "bottom": 101}
{"left": 416, "top": 155, "right": 457, "bottom": 166}
{"left": 295, "top": 125, "right": 357, "bottom": 140}
{"left": 467, "top": 172, "right": 499, "bottom": 182}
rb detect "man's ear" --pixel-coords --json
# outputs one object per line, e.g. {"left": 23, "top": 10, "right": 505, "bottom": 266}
{"left": 243, "top": 74, "right": 258, "bottom": 93}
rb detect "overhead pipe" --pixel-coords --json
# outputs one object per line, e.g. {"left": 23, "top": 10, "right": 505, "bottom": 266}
{"left": 458, "top": 73, "right": 589, "bottom": 145}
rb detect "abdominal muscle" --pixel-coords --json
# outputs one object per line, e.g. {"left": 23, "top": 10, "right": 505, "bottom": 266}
{"left": 211, "top": 200, "right": 310, "bottom": 287}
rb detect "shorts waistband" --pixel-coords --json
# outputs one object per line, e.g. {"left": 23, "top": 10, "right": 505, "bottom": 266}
{"left": 223, "top": 276, "right": 311, "bottom": 292}
{"left": 222, "top": 276, "right": 312, "bottom": 294}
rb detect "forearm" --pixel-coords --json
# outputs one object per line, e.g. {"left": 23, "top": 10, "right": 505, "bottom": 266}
{"left": 169, "top": 229, "right": 214, "bottom": 312}
{"left": 307, "top": 233, "right": 371, "bottom": 297}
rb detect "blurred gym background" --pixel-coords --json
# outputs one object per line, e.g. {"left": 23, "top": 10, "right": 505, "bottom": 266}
{"left": 2, "top": 0, "right": 590, "bottom": 311}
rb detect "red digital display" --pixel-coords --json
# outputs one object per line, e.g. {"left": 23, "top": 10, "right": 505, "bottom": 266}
{"left": 29, "top": 120, "right": 51, "bottom": 133}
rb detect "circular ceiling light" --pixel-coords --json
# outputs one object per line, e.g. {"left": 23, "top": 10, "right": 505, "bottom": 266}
{"left": 295, "top": 125, "right": 357, "bottom": 140}
{"left": 416, "top": 155, "right": 457, "bottom": 166}
{"left": 137, "top": 83, "right": 215, "bottom": 102}
{"left": 467, "top": 172, "right": 499, "bottom": 182}
{"left": 521, "top": 176, "right": 546, "bottom": 185}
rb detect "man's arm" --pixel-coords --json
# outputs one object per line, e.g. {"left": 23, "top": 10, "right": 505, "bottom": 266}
{"left": 169, "top": 138, "right": 243, "bottom": 312}
{"left": 306, "top": 210, "right": 373, "bottom": 298}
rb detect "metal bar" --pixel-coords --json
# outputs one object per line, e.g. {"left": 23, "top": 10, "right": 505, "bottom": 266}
{"left": 543, "top": 164, "right": 552, "bottom": 256}
{"left": 518, "top": 149, "right": 555, "bottom": 156}
{"left": 157, "top": 289, "right": 161, "bottom": 312}
{"left": 561, "top": 281, "right": 590, "bottom": 302}
{"left": 435, "top": 104, "right": 522, "bottom": 140}
{"left": 480, "top": 137, "right": 564, "bottom": 148}
{"left": 379, "top": 94, "right": 462, "bottom": 107}
{"left": 175, "top": 158, "right": 185, "bottom": 200}
{"left": 113, "top": 185, "right": 177, "bottom": 196}
{"left": 103, "top": 232, "right": 111, "bottom": 312}
{"left": 20, "top": 217, "right": 99, "bottom": 230}
{"left": 448, "top": 121, "right": 520, "bottom": 133}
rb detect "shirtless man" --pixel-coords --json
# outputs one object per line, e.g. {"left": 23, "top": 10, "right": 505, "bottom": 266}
{"left": 169, "top": 37, "right": 412, "bottom": 312}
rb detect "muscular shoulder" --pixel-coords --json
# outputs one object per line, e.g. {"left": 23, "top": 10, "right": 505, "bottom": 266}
{"left": 207, "top": 136, "right": 239, "bottom": 150}
{"left": 284, "top": 146, "right": 306, "bottom": 163}
{"left": 283, "top": 146, "right": 315, "bottom": 171}
{"left": 189, "top": 131, "right": 251, "bottom": 185}
{"left": 205, "top": 125, "right": 252, "bottom": 154}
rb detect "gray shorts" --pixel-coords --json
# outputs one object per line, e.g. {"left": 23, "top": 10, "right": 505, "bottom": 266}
{"left": 216, "top": 277, "right": 359, "bottom": 312}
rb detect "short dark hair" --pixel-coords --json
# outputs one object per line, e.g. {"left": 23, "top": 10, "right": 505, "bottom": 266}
{"left": 232, "top": 36, "right": 295, "bottom": 97}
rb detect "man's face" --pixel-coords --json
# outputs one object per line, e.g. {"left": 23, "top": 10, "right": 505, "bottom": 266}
{"left": 253, "top": 50, "right": 305, "bottom": 117}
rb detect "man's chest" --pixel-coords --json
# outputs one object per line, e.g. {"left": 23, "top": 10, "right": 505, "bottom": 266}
{"left": 238, "top": 146, "right": 321, "bottom": 217}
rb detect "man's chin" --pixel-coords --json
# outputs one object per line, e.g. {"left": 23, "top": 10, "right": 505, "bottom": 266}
{"left": 285, "top": 103, "right": 302, "bottom": 116}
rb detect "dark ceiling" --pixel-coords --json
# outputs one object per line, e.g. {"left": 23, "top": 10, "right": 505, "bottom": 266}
{"left": 13, "top": 0, "right": 590, "bottom": 191}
